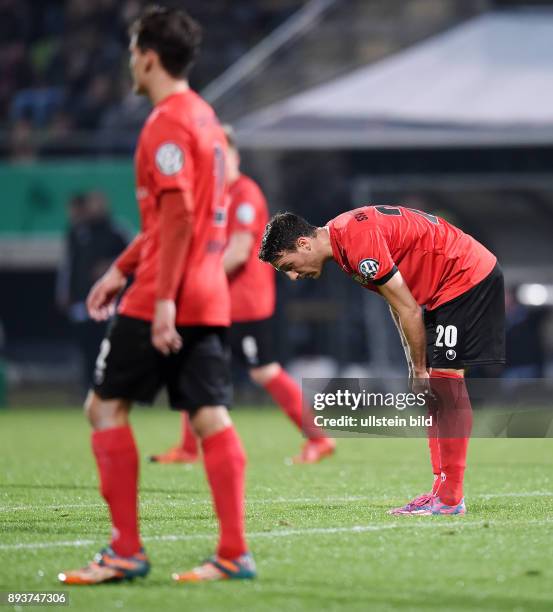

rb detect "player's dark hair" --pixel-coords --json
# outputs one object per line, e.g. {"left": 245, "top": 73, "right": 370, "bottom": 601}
{"left": 130, "top": 5, "right": 202, "bottom": 78}
{"left": 259, "top": 212, "right": 317, "bottom": 264}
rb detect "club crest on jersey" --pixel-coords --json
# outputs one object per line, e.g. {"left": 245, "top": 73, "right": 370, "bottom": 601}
{"left": 155, "top": 142, "right": 184, "bottom": 175}
{"left": 358, "top": 258, "right": 379, "bottom": 280}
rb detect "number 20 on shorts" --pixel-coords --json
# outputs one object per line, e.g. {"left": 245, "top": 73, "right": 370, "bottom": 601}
{"left": 435, "top": 325, "right": 457, "bottom": 348}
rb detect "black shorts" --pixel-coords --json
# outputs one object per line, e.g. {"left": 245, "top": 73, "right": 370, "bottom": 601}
{"left": 93, "top": 315, "right": 232, "bottom": 412}
{"left": 424, "top": 263, "right": 506, "bottom": 369}
{"left": 229, "top": 317, "right": 274, "bottom": 368}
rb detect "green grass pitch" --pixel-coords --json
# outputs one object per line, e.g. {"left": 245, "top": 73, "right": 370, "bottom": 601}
{"left": 1, "top": 406, "right": 553, "bottom": 611}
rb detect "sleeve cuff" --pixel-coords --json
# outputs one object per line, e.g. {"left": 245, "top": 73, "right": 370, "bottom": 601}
{"left": 114, "top": 260, "right": 130, "bottom": 277}
{"left": 373, "top": 265, "right": 398, "bottom": 286}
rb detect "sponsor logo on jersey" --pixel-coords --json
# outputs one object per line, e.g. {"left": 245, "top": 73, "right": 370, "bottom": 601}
{"left": 358, "top": 258, "right": 379, "bottom": 280}
{"left": 236, "top": 202, "right": 255, "bottom": 224}
{"left": 446, "top": 349, "right": 457, "bottom": 361}
{"left": 155, "top": 142, "right": 184, "bottom": 175}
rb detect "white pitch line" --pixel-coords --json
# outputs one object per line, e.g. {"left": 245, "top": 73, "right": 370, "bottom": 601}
{"left": 0, "top": 496, "right": 373, "bottom": 513}
{"left": 3, "top": 518, "right": 553, "bottom": 552}
{"left": 0, "top": 503, "right": 105, "bottom": 513}
{"left": 0, "top": 539, "right": 98, "bottom": 551}
{"left": 0, "top": 491, "right": 551, "bottom": 514}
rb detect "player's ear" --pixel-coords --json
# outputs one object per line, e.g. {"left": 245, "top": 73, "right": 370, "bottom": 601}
{"left": 297, "top": 236, "right": 310, "bottom": 250}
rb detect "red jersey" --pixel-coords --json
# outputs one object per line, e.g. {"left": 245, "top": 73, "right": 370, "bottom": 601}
{"left": 119, "top": 90, "right": 230, "bottom": 326}
{"left": 227, "top": 174, "right": 275, "bottom": 322}
{"left": 328, "top": 205, "right": 497, "bottom": 310}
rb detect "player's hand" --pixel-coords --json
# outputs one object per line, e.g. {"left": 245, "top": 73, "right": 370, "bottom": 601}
{"left": 411, "top": 368, "right": 432, "bottom": 398}
{"left": 86, "top": 266, "right": 127, "bottom": 321}
{"left": 152, "top": 300, "right": 182, "bottom": 355}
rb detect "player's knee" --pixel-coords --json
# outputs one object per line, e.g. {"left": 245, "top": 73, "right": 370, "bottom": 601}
{"left": 84, "top": 392, "right": 129, "bottom": 430}
{"left": 190, "top": 406, "right": 232, "bottom": 439}
{"left": 84, "top": 392, "right": 111, "bottom": 429}
{"left": 83, "top": 391, "right": 99, "bottom": 426}
{"left": 249, "top": 362, "right": 280, "bottom": 386}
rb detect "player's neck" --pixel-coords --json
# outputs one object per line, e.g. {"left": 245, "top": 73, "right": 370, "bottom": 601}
{"left": 227, "top": 169, "right": 241, "bottom": 184}
{"left": 149, "top": 77, "right": 190, "bottom": 106}
{"left": 316, "top": 227, "right": 334, "bottom": 262}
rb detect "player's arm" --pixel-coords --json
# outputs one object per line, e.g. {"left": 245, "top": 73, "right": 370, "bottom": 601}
{"left": 223, "top": 231, "right": 254, "bottom": 274}
{"left": 114, "top": 232, "right": 145, "bottom": 277}
{"left": 146, "top": 115, "right": 196, "bottom": 354}
{"left": 376, "top": 271, "right": 429, "bottom": 391}
{"left": 348, "top": 226, "right": 427, "bottom": 388}
{"left": 224, "top": 194, "right": 260, "bottom": 274}
{"left": 86, "top": 234, "right": 145, "bottom": 321}
{"left": 389, "top": 305, "right": 415, "bottom": 381}
{"left": 152, "top": 189, "right": 194, "bottom": 355}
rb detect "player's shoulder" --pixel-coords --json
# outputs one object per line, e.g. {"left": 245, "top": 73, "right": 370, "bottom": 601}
{"left": 233, "top": 174, "right": 263, "bottom": 196}
{"left": 145, "top": 102, "right": 184, "bottom": 131}
{"left": 231, "top": 174, "right": 266, "bottom": 206}
{"left": 328, "top": 206, "right": 381, "bottom": 237}
{"left": 142, "top": 106, "right": 189, "bottom": 149}
{"left": 145, "top": 90, "right": 217, "bottom": 133}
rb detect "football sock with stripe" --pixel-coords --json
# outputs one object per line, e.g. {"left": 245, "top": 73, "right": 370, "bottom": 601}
{"left": 430, "top": 371, "right": 473, "bottom": 506}
{"left": 91, "top": 425, "right": 141, "bottom": 557}
{"left": 202, "top": 426, "right": 248, "bottom": 559}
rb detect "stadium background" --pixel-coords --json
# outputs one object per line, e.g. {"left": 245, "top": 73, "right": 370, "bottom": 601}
{"left": 1, "top": 0, "right": 553, "bottom": 406}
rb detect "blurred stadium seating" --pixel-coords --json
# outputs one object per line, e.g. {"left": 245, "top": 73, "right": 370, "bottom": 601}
{"left": 0, "top": 0, "right": 305, "bottom": 156}
{"left": 1, "top": 0, "right": 552, "bottom": 404}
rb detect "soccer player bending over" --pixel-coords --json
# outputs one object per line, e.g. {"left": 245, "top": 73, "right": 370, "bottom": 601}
{"left": 58, "top": 7, "right": 255, "bottom": 585}
{"left": 259, "top": 206, "right": 505, "bottom": 515}
{"left": 150, "top": 126, "right": 335, "bottom": 465}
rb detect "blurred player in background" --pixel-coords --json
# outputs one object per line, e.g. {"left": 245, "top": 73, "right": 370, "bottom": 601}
{"left": 260, "top": 206, "right": 505, "bottom": 516}
{"left": 58, "top": 6, "right": 255, "bottom": 585}
{"left": 150, "top": 126, "right": 335, "bottom": 465}
{"left": 56, "top": 192, "right": 129, "bottom": 391}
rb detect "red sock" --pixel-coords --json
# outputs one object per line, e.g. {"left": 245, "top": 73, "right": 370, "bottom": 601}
{"left": 427, "top": 401, "right": 442, "bottom": 494}
{"left": 430, "top": 371, "right": 473, "bottom": 506}
{"left": 180, "top": 412, "right": 199, "bottom": 455}
{"left": 264, "top": 368, "right": 324, "bottom": 439}
{"left": 202, "top": 426, "right": 247, "bottom": 559}
{"left": 91, "top": 426, "right": 141, "bottom": 557}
